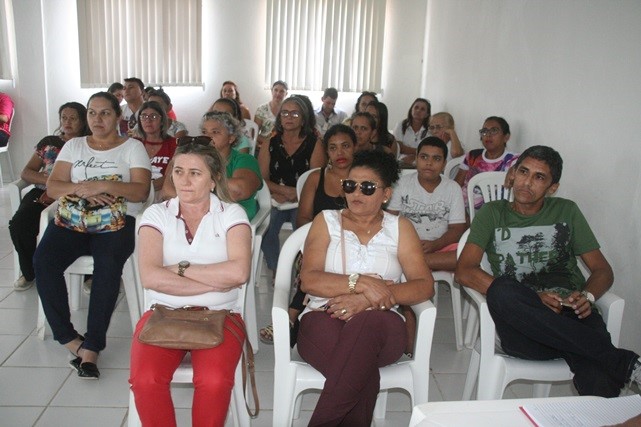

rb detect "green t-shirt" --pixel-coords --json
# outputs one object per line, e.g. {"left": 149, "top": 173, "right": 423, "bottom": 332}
{"left": 467, "top": 198, "right": 600, "bottom": 297}
{"left": 226, "top": 149, "right": 262, "bottom": 221}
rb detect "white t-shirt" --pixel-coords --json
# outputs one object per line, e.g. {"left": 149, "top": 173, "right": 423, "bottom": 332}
{"left": 140, "top": 195, "right": 250, "bottom": 311}
{"left": 388, "top": 172, "right": 465, "bottom": 241}
{"left": 56, "top": 136, "right": 151, "bottom": 216}
{"left": 393, "top": 122, "right": 428, "bottom": 150}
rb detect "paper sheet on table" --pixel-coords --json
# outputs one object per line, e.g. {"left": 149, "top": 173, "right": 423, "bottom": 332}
{"left": 520, "top": 394, "right": 641, "bottom": 427}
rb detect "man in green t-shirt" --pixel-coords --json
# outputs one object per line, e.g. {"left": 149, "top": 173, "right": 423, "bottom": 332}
{"left": 455, "top": 145, "right": 640, "bottom": 397}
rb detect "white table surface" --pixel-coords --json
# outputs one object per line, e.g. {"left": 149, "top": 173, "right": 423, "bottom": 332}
{"left": 409, "top": 396, "right": 604, "bottom": 427}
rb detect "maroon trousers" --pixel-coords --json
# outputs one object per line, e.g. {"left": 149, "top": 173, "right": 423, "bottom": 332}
{"left": 297, "top": 309, "right": 407, "bottom": 427}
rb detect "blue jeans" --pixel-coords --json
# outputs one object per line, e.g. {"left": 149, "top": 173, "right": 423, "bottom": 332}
{"left": 486, "top": 276, "right": 638, "bottom": 397}
{"left": 34, "top": 217, "right": 136, "bottom": 353}
{"left": 261, "top": 207, "right": 297, "bottom": 271}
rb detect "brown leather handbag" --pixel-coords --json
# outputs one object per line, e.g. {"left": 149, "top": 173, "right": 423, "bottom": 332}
{"left": 138, "top": 304, "right": 260, "bottom": 417}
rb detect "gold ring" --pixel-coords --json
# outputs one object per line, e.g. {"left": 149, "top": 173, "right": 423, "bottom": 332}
{"left": 341, "top": 309, "right": 347, "bottom": 315}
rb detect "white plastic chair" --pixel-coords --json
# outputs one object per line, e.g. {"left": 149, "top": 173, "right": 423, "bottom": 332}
{"left": 467, "top": 171, "right": 513, "bottom": 222}
{"left": 35, "top": 186, "right": 155, "bottom": 339}
{"left": 443, "top": 156, "right": 463, "bottom": 180}
{"left": 456, "top": 229, "right": 625, "bottom": 400}
{"left": 243, "top": 182, "right": 272, "bottom": 353}
{"left": 272, "top": 223, "right": 437, "bottom": 426}
{"left": 463, "top": 171, "right": 513, "bottom": 347}
{"left": 127, "top": 270, "right": 252, "bottom": 426}
{"left": 295, "top": 167, "right": 320, "bottom": 201}
{"left": 8, "top": 179, "right": 35, "bottom": 281}
{"left": 0, "top": 107, "right": 15, "bottom": 186}
{"left": 242, "top": 120, "right": 259, "bottom": 156}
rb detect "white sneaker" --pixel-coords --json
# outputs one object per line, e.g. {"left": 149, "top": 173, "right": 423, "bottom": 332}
{"left": 83, "top": 278, "right": 92, "bottom": 295}
{"left": 13, "top": 276, "right": 35, "bottom": 291}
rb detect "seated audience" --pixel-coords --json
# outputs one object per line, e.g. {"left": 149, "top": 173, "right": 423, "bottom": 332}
{"left": 9, "top": 102, "right": 90, "bottom": 291}
{"left": 120, "top": 77, "right": 145, "bottom": 136}
{"left": 364, "top": 101, "right": 399, "bottom": 157}
{"left": 163, "top": 112, "right": 262, "bottom": 220}
{"left": 315, "top": 87, "right": 347, "bottom": 136}
{"left": 259, "top": 124, "right": 354, "bottom": 345}
{"left": 428, "top": 112, "right": 465, "bottom": 161}
{"left": 455, "top": 116, "right": 519, "bottom": 213}
{"left": 254, "top": 80, "right": 288, "bottom": 151}
{"left": 394, "top": 98, "right": 431, "bottom": 165}
{"left": 298, "top": 150, "right": 433, "bottom": 426}
{"left": 147, "top": 88, "right": 188, "bottom": 139}
{"left": 343, "top": 91, "right": 378, "bottom": 126}
{"left": 456, "top": 145, "right": 641, "bottom": 397}
{"left": 130, "top": 142, "right": 252, "bottom": 426}
{"left": 34, "top": 92, "right": 151, "bottom": 379}
{"left": 220, "top": 80, "right": 251, "bottom": 120}
{"left": 208, "top": 98, "right": 252, "bottom": 154}
{"left": 137, "top": 101, "right": 177, "bottom": 195}
{"left": 107, "top": 82, "right": 124, "bottom": 104}
{"left": 258, "top": 95, "right": 325, "bottom": 276}
{"left": 350, "top": 111, "right": 378, "bottom": 152}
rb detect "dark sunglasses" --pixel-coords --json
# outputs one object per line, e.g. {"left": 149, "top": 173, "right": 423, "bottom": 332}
{"left": 341, "top": 179, "right": 380, "bottom": 196}
{"left": 177, "top": 136, "right": 212, "bottom": 147}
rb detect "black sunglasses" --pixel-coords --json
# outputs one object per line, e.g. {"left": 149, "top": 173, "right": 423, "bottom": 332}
{"left": 341, "top": 179, "right": 380, "bottom": 196}
{"left": 177, "top": 135, "right": 212, "bottom": 147}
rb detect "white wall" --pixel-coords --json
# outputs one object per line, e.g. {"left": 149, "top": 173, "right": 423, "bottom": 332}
{"left": 424, "top": 0, "right": 641, "bottom": 352}
{"left": 5, "top": 0, "right": 426, "bottom": 174}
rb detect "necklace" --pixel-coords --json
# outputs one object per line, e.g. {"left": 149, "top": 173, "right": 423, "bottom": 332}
{"left": 345, "top": 210, "right": 383, "bottom": 235}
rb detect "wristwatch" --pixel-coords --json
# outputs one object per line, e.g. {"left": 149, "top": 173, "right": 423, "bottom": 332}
{"left": 348, "top": 273, "right": 360, "bottom": 293}
{"left": 582, "top": 290, "right": 595, "bottom": 304}
{"left": 178, "top": 260, "right": 190, "bottom": 277}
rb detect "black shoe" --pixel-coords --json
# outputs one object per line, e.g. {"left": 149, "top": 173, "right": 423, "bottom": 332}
{"left": 77, "top": 362, "right": 100, "bottom": 380}
{"left": 70, "top": 356, "right": 100, "bottom": 379}
{"left": 69, "top": 356, "right": 82, "bottom": 372}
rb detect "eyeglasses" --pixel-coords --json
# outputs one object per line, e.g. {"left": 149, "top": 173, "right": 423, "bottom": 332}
{"left": 280, "top": 110, "right": 301, "bottom": 118}
{"left": 177, "top": 136, "right": 212, "bottom": 147}
{"left": 428, "top": 125, "right": 444, "bottom": 132}
{"left": 479, "top": 127, "right": 501, "bottom": 137}
{"left": 140, "top": 113, "right": 161, "bottom": 121}
{"left": 341, "top": 179, "right": 380, "bottom": 196}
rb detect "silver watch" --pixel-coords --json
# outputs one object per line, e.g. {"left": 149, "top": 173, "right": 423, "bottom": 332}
{"left": 582, "top": 290, "right": 595, "bottom": 303}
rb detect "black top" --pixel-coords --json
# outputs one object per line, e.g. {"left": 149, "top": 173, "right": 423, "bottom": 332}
{"left": 268, "top": 133, "right": 317, "bottom": 187}
{"left": 313, "top": 167, "right": 346, "bottom": 214}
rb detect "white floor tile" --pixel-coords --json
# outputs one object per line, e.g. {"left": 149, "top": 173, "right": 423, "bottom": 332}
{"left": 0, "top": 407, "right": 44, "bottom": 427}
{"left": 51, "top": 368, "right": 130, "bottom": 407}
{"left": 0, "top": 366, "right": 70, "bottom": 406}
{"left": 35, "top": 407, "right": 127, "bottom": 427}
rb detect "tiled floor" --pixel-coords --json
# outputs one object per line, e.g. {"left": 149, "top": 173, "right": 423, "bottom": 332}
{"left": 0, "top": 185, "right": 589, "bottom": 426}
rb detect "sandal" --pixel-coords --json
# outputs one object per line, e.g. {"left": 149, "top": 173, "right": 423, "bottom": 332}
{"left": 259, "top": 324, "right": 274, "bottom": 345}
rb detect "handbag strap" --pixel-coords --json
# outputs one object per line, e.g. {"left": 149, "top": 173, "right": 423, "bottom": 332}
{"left": 224, "top": 313, "right": 260, "bottom": 418}
{"left": 340, "top": 210, "right": 346, "bottom": 274}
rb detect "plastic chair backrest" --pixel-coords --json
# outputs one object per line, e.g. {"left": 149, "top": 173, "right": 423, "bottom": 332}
{"left": 296, "top": 167, "right": 320, "bottom": 202}
{"left": 444, "top": 156, "right": 464, "bottom": 180}
{"left": 467, "top": 171, "right": 512, "bottom": 222}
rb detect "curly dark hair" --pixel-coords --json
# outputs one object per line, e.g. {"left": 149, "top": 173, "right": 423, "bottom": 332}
{"left": 350, "top": 150, "right": 400, "bottom": 188}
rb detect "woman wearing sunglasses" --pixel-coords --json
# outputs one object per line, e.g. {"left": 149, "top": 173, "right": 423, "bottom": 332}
{"left": 162, "top": 112, "right": 262, "bottom": 221}
{"left": 258, "top": 96, "right": 325, "bottom": 276}
{"left": 454, "top": 116, "right": 520, "bottom": 213}
{"left": 297, "top": 150, "right": 434, "bottom": 426}
{"left": 137, "top": 101, "right": 177, "bottom": 196}
{"left": 130, "top": 142, "right": 252, "bottom": 426}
